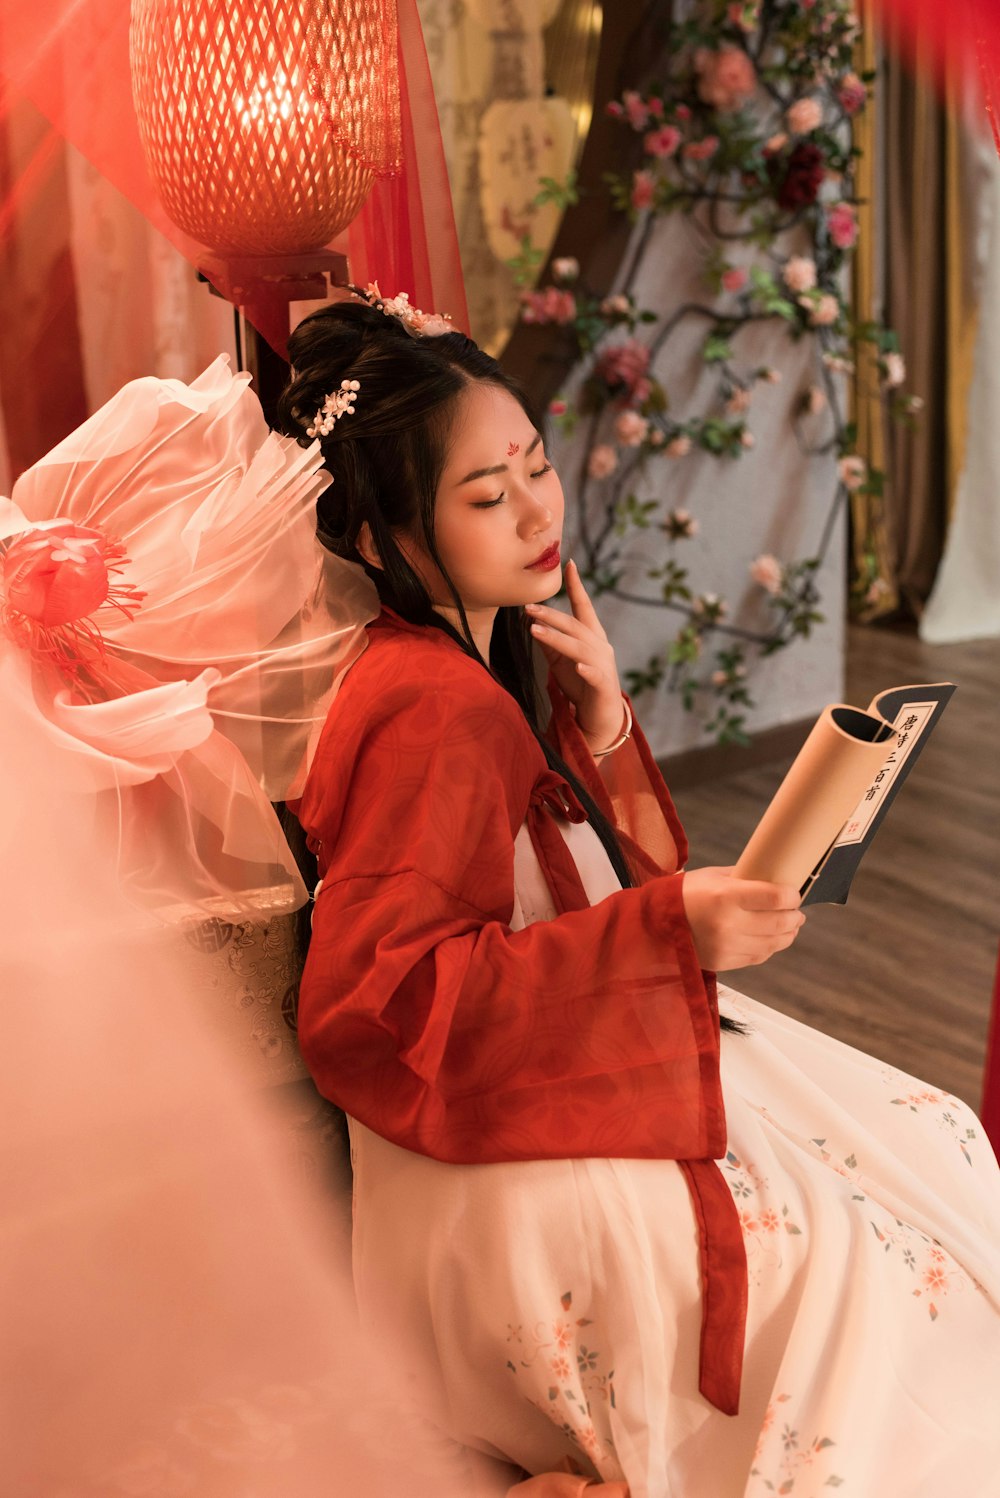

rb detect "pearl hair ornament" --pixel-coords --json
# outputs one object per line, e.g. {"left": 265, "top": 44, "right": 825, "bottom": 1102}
{"left": 306, "top": 378, "right": 361, "bottom": 439}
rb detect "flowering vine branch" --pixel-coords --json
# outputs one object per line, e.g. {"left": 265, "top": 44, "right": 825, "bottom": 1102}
{"left": 513, "top": 0, "right": 917, "bottom": 745}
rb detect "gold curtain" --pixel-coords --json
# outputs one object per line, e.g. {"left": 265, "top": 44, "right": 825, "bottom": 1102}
{"left": 850, "top": 3, "right": 979, "bottom": 622}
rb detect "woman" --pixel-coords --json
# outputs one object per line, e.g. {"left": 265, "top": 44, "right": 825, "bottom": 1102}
{"left": 279, "top": 290, "right": 1000, "bottom": 1497}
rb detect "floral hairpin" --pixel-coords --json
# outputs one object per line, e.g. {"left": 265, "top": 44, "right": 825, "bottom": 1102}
{"left": 306, "top": 378, "right": 361, "bottom": 439}
{"left": 359, "top": 281, "right": 455, "bottom": 338}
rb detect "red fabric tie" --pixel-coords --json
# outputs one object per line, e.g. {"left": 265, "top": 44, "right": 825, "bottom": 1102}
{"left": 526, "top": 771, "right": 591, "bottom": 915}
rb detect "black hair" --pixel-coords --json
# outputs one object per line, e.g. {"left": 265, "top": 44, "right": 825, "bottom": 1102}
{"left": 276, "top": 295, "right": 741, "bottom": 1032}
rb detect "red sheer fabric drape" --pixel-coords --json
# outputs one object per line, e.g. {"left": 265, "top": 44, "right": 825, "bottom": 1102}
{"left": 0, "top": 0, "right": 467, "bottom": 468}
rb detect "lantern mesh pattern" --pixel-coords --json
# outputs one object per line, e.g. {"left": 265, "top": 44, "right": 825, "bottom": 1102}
{"left": 130, "top": 0, "right": 402, "bottom": 257}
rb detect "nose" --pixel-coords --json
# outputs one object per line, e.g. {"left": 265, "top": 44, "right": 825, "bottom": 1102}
{"left": 517, "top": 489, "right": 553, "bottom": 537}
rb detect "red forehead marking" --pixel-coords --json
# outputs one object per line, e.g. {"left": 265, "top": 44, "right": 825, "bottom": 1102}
{"left": 507, "top": 440, "right": 520, "bottom": 456}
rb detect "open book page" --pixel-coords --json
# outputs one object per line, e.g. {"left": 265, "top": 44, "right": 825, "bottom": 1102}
{"left": 733, "top": 683, "right": 955, "bottom": 905}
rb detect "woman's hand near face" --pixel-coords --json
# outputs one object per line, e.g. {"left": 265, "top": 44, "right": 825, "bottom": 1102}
{"left": 525, "top": 560, "right": 627, "bottom": 754}
{"left": 681, "top": 865, "right": 806, "bottom": 972}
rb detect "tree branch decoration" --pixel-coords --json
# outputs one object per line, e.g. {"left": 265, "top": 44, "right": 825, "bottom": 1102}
{"left": 512, "top": 0, "right": 918, "bottom": 745}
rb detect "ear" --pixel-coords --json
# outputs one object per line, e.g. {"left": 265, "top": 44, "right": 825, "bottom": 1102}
{"left": 356, "top": 521, "right": 383, "bottom": 571}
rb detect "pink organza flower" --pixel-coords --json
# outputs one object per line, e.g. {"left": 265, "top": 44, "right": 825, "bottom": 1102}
{"left": 594, "top": 339, "right": 653, "bottom": 404}
{"left": 786, "top": 97, "right": 823, "bottom": 134}
{"left": 695, "top": 46, "right": 757, "bottom": 112}
{"left": 837, "top": 72, "right": 867, "bottom": 115}
{"left": 644, "top": 124, "right": 681, "bottom": 159}
{"left": 826, "top": 200, "right": 858, "bottom": 249}
{"left": 683, "top": 136, "right": 720, "bottom": 162}
{"left": 613, "top": 410, "right": 649, "bottom": 447}
{"left": 587, "top": 444, "right": 618, "bottom": 479}
{"left": 721, "top": 266, "right": 749, "bottom": 293}
{"left": 783, "top": 254, "right": 817, "bottom": 292}
{"left": 631, "top": 169, "right": 656, "bottom": 211}
{"left": 665, "top": 434, "right": 692, "bottom": 457}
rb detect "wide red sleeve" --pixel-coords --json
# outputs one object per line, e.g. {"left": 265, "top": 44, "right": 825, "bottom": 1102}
{"left": 295, "top": 638, "right": 724, "bottom": 1165}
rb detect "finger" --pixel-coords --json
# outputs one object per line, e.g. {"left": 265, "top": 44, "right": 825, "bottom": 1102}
{"left": 529, "top": 621, "right": 598, "bottom": 665}
{"left": 734, "top": 879, "right": 802, "bottom": 912}
{"left": 564, "top": 560, "right": 607, "bottom": 635}
{"left": 525, "top": 603, "right": 603, "bottom": 646}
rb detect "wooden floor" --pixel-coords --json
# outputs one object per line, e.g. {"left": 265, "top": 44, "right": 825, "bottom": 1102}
{"left": 669, "top": 620, "right": 1000, "bottom": 1110}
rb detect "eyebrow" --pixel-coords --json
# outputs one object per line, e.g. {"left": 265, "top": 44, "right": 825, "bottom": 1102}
{"left": 455, "top": 430, "right": 542, "bottom": 485}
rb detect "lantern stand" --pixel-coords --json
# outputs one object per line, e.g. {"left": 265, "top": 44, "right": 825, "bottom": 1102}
{"left": 198, "top": 250, "right": 349, "bottom": 425}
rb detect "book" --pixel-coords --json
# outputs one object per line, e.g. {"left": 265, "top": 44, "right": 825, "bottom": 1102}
{"left": 734, "top": 681, "right": 956, "bottom": 906}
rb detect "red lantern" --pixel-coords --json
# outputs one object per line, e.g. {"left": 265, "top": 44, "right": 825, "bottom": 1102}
{"left": 129, "top": 0, "right": 402, "bottom": 257}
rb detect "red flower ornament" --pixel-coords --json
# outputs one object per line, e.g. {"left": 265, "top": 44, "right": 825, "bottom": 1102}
{"left": 1, "top": 522, "right": 145, "bottom": 683}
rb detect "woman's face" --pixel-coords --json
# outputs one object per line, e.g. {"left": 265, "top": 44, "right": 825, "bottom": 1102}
{"left": 407, "top": 382, "right": 565, "bottom": 614}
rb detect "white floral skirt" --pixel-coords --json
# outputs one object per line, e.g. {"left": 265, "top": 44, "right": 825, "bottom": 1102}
{"left": 348, "top": 986, "right": 1000, "bottom": 1497}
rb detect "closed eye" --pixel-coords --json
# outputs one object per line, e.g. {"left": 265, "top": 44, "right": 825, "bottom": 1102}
{"left": 530, "top": 462, "right": 553, "bottom": 479}
{"left": 471, "top": 494, "right": 505, "bottom": 508}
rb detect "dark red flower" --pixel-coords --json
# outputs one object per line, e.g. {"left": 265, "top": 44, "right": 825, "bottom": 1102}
{"left": 767, "top": 141, "right": 825, "bottom": 210}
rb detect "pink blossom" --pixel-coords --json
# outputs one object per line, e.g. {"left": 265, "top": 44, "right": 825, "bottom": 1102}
{"left": 750, "top": 554, "right": 783, "bottom": 594}
{"left": 644, "top": 124, "right": 682, "bottom": 159}
{"left": 764, "top": 132, "right": 788, "bottom": 155}
{"left": 648, "top": 96, "right": 665, "bottom": 119}
{"left": 631, "top": 169, "right": 656, "bottom": 212}
{"left": 683, "top": 136, "right": 720, "bottom": 162}
{"left": 695, "top": 45, "right": 757, "bottom": 112}
{"left": 739, "top": 429, "right": 756, "bottom": 448}
{"left": 587, "top": 444, "right": 619, "bottom": 480}
{"left": 837, "top": 71, "right": 867, "bottom": 115}
{"left": 548, "top": 399, "right": 568, "bottom": 416}
{"left": 614, "top": 410, "right": 649, "bottom": 447}
{"left": 721, "top": 265, "right": 749, "bottom": 293}
{"left": 801, "top": 292, "right": 840, "bottom": 326}
{"left": 551, "top": 256, "right": 580, "bottom": 283}
{"left": 822, "top": 350, "right": 855, "bottom": 375}
{"left": 605, "top": 100, "right": 625, "bottom": 120}
{"left": 759, "top": 366, "right": 782, "bottom": 384}
{"left": 600, "top": 294, "right": 631, "bottom": 318}
{"left": 520, "top": 286, "right": 577, "bottom": 325}
{"left": 727, "top": 386, "right": 752, "bottom": 415}
{"left": 786, "top": 96, "right": 823, "bottom": 134}
{"left": 648, "top": 428, "right": 666, "bottom": 447}
{"left": 594, "top": 339, "right": 652, "bottom": 403}
{"left": 783, "top": 254, "right": 817, "bottom": 293}
{"left": 623, "top": 89, "right": 650, "bottom": 131}
{"left": 727, "top": 0, "right": 760, "bottom": 29}
{"left": 711, "top": 669, "right": 728, "bottom": 687}
{"left": 803, "top": 384, "right": 826, "bottom": 415}
{"left": 665, "top": 434, "right": 692, "bottom": 458}
{"left": 827, "top": 200, "right": 858, "bottom": 249}
{"left": 882, "top": 351, "right": 906, "bottom": 387}
{"left": 663, "top": 507, "right": 698, "bottom": 538}
{"left": 838, "top": 454, "right": 867, "bottom": 491}
{"left": 676, "top": 103, "right": 692, "bottom": 122}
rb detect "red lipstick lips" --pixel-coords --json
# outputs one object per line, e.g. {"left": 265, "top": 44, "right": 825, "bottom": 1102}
{"left": 526, "top": 543, "right": 561, "bottom": 572}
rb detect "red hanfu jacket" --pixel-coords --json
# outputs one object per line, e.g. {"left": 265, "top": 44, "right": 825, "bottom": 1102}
{"left": 295, "top": 609, "right": 748, "bottom": 1415}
